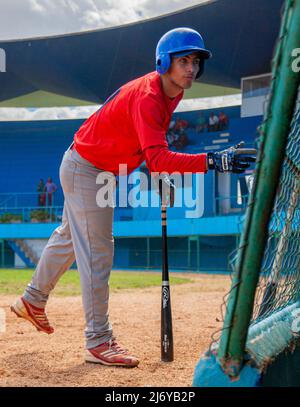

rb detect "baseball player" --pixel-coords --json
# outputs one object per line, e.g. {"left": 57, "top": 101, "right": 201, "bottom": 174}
{"left": 11, "top": 28, "right": 255, "bottom": 368}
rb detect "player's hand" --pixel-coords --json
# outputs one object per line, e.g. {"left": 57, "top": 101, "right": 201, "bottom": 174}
{"left": 207, "top": 141, "right": 257, "bottom": 173}
{"left": 153, "top": 174, "right": 176, "bottom": 207}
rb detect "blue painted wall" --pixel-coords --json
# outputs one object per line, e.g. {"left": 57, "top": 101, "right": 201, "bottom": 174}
{"left": 0, "top": 216, "right": 242, "bottom": 271}
{"left": 0, "top": 215, "right": 243, "bottom": 239}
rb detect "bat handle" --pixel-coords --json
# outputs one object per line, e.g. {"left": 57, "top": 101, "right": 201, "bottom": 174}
{"left": 161, "top": 205, "right": 169, "bottom": 279}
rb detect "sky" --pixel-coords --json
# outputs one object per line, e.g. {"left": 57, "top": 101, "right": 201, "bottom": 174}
{"left": 0, "top": 0, "right": 209, "bottom": 40}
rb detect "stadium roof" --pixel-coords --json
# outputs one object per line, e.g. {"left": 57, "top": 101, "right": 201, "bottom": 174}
{"left": 0, "top": 0, "right": 284, "bottom": 104}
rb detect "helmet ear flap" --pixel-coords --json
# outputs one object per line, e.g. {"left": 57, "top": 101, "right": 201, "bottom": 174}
{"left": 196, "top": 59, "right": 205, "bottom": 79}
{"left": 156, "top": 53, "right": 171, "bottom": 75}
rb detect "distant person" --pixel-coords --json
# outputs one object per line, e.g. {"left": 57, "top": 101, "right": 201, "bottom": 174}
{"left": 218, "top": 111, "right": 229, "bottom": 130}
{"left": 173, "top": 117, "right": 189, "bottom": 134}
{"left": 208, "top": 112, "right": 219, "bottom": 132}
{"left": 173, "top": 131, "right": 189, "bottom": 150}
{"left": 196, "top": 112, "right": 207, "bottom": 133}
{"left": 168, "top": 119, "right": 176, "bottom": 132}
{"left": 44, "top": 177, "right": 57, "bottom": 206}
{"left": 37, "top": 179, "right": 46, "bottom": 207}
{"left": 166, "top": 130, "right": 177, "bottom": 146}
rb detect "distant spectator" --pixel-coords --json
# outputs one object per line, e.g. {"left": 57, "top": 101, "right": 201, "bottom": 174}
{"left": 173, "top": 117, "right": 189, "bottom": 134}
{"left": 44, "top": 177, "right": 57, "bottom": 206}
{"left": 208, "top": 112, "right": 219, "bottom": 132}
{"left": 37, "top": 179, "right": 46, "bottom": 207}
{"left": 196, "top": 112, "right": 207, "bottom": 133}
{"left": 173, "top": 132, "right": 189, "bottom": 150}
{"left": 166, "top": 131, "right": 177, "bottom": 146}
{"left": 168, "top": 119, "right": 176, "bottom": 132}
{"left": 218, "top": 111, "right": 229, "bottom": 131}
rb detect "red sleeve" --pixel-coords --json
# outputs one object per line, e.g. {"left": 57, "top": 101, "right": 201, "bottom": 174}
{"left": 144, "top": 145, "right": 208, "bottom": 174}
{"left": 132, "top": 95, "right": 169, "bottom": 151}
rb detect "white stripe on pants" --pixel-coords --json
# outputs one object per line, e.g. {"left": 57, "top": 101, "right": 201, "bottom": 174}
{"left": 24, "top": 148, "right": 115, "bottom": 349}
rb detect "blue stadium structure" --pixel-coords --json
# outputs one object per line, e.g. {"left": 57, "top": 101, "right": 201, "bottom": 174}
{"left": 0, "top": 0, "right": 283, "bottom": 103}
{"left": 0, "top": 0, "right": 277, "bottom": 271}
{"left": 0, "top": 104, "right": 261, "bottom": 270}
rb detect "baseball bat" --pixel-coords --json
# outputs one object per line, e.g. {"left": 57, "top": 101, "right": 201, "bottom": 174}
{"left": 158, "top": 175, "right": 175, "bottom": 362}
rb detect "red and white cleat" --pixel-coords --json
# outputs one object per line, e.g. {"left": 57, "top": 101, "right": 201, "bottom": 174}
{"left": 85, "top": 339, "right": 139, "bottom": 367}
{"left": 10, "top": 297, "right": 54, "bottom": 334}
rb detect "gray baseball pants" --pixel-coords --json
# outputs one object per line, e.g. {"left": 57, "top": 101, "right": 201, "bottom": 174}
{"left": 23, "top": 148, "right": 116, "bottom": 349}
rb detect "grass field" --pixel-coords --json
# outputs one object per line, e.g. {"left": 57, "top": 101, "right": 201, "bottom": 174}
{"left": 0, "top": 90, "right": 93, "bottom": 107}
{"left": 0, "top": 268, "right": 192, "bottom": 296}
{"left": 0, "top": 83, "right": 240, "bottom": 107}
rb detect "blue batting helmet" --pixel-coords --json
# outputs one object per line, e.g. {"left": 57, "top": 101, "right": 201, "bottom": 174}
{"left": 156, "top": 27, "right": 212, "bottom": 78}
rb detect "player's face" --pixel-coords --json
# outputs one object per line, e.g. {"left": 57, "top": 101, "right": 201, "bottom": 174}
{"left": 168, "top": 53, "right": 200, "bottom": 89}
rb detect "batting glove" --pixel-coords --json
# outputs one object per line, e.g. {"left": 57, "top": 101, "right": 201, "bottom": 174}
{"left": 207, "top": 141, "right": 257, "bottom": 173}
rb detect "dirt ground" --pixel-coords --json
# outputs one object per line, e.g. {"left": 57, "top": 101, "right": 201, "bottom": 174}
{"left": 0, "top": 273, "right": 230, "bottom": 387}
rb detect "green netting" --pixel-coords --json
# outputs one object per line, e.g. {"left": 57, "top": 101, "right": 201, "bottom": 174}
{"left": 210, "top": 89, "right": 300, "bottom": 373}
{"left": 252, "top": 89, "right": 300, "bottom": 323}
{"left": 210, "top": 0, "right": 300, "bottom": 376}
{"left": 207, "top": 89, "right": 300, "bottom": 379}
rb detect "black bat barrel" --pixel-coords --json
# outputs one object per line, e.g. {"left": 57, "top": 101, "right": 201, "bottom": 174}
{"left": 161, "top": 204, "right": 174, "bottom": 362}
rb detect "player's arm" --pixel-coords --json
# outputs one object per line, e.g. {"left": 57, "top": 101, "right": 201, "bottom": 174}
{"left": 144, "top": 142, "right": 256, "bottom": 174}
{"left": 144, "top": 145, "right": 207, "bottom": 173}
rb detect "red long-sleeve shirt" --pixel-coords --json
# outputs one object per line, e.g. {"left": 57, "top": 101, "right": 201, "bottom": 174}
{"left": 74, "top": 71, "right": 207, "bottom": 175}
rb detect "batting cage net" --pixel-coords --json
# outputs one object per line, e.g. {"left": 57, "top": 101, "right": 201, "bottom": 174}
{"left": 252, "top": 92, "right": 300, "bottom": 323}
{"left": 193, "top": 0, "right": 300, "bottom": 386}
